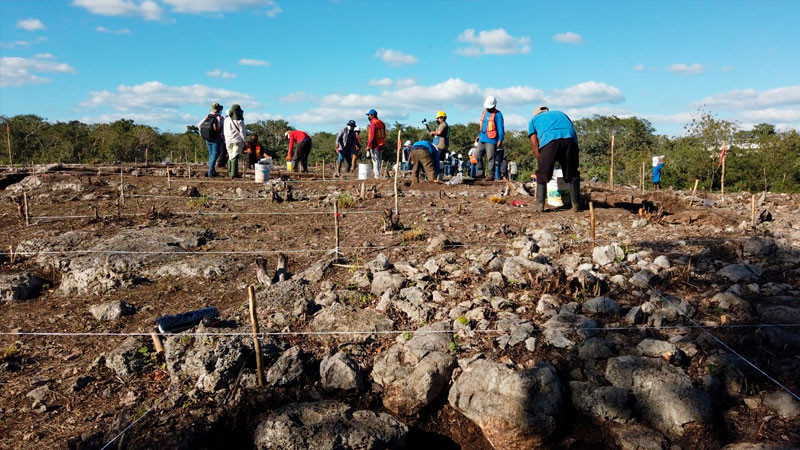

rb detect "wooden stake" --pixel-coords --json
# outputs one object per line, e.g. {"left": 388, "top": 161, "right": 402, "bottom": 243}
{"left": 150, "top": 331, "right": 164, "bottom": 354}
{"left": 8, "top": 245, "right": 14, "bottom": 264}
{"left": 751, "top": 194, "right": 756, "bottom": 225}
{"left": 589, "top": 201, "right": 596, "bottom": 251}
{"left": 641, "top": 161, "right": 645, "bottom": 193}
{"left": 609, "top": 134, "right": 615, "bottom": 189}
{"left": 394, "top": 130, "right": 401, "bottom": 217}
{"left": 167, "top": 170, "right": 171, "bottom": 189}
{"left": 6, "top": 123, "right": 12, "bottom": 167}
{"left": 689, "top": 179, "right": 699, "bottom": 207}
{"left": 322, "top": 158, "right": 325, "bottom": 181}
{"left": 119, "top": 169, "right": 124, "bottom": 207}
{"left": 721, "top": 151, "right": 726, "bottom": 200}
{"left": 333, "top": 202, "right": 340, "bottom": 259}
{"left": 248, "top": 285, "right": 264, "bottom": 387}
{"left": 502, "top": 176, "right": 515, "bottom": 193}
{"left": 23, "top": 192, "right": 30, "bottom": 226}
{"left": 145, "top": 147, "right": 149, "bottom": 167}
{"left": 187, "top": 164, "right": 191, "bottom": 178}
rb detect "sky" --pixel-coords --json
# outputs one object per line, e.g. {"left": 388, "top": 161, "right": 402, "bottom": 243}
{"left": 1, "top": 0, "right": 799, "bottom": 136}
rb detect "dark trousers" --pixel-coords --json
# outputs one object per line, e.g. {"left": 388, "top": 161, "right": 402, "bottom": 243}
{"left": 410, "top": 148, "right": 436, "bottom": 183}
{"left": 292, "top": 137, "right": 312, "bottom": 172}
{"left": 536, "top": 138, "right": 580, "bottom": 184}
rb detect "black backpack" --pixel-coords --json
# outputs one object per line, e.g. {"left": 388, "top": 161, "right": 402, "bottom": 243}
{"left": 200, "top": 114, "right": 220, "bottom": 141}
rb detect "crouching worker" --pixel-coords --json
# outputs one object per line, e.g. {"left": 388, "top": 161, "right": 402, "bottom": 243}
{"left": 528, "top": 106, "right": 581, "bottom": 211}
{"left": 409, "top": 136, "right": 441, "bottom": 185}
{"left": 244, "top": 133, "right": 264, "bottom": 170}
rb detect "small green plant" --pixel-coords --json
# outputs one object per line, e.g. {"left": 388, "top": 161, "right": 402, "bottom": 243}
{"left": 186, "top": 194, "right": 211, "bottom": 208}
{"left": 707, "top": 363, "right": 720, "bottom": 376}
{"left": 402, "top": 221, "right": 426, "bottom": 242}
{"left": 402, "top": 331, "right": 412, "bottom": 340}
{"left": 448, "top": 334, "right": 462, "bottom": 353}
{"left": 137, "top": 346, "right": 157, "bottom": 368}
{"left": 338, "top": 193, "right": 356, "bottom": 209}
{"left": 1, "top": 343, "right": 18, "bottom": 360}
{"left": 456, "top": 316, "right": 469, "bottom": 326}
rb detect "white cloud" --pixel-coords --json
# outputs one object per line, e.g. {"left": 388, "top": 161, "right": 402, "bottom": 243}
{"left": 73, "top": 0, "right": 163, "bottom": 20}
{"left": 238, "top": 58, "right": 269, "bottom": 67}
{"left": 700, "top": 85, "right": 800, "bottom": 110}
{"left": 645, "top": 112, "right": 694, "bottom": 124}
{"left": 552, "top": 32, "right": 582, "bottom": 45}
{"left": 395, "top": 78, "right": 416, "bottom": 88}
{"left": 81, "top": 109, "right": 196, "bottom": 125}
{"left": 633, "top": 64, "right": 644, "bottom": 71}
{"left": 545, "top": 81, "right": 624, "bottom": 107}
{"left": 206, "top": 69, "right": 236, "bottom": 79}
{"left": 17, "top": 18, "right": 45, "bottom": 31}
{"left": 0, "top": 55, "right": 75, "bottom": 87}
{"left": 79, "top": 81, "right": 258, "bottom": 111}
{"left": 278, "top": 91, "right": 316, "bottom": 104}
{"left": 456, "top": 28, "right": 531, "bottom": 56}
{"left": 95, "top": 26, "right": 131, "bottom": 34}
{"left": 0, "top": 36, "right": 47, "bottom": 48}
{"left": 669, "top": 63, "right": 704, "bottom": 75}
{"left": 161, "top": 0, "right": 281, "bottom": 16}
{"left": 737, "top": 108, "right": 800, "bottom": 124}
{"left": 369, "top": 78, "right": 393, "bottom": 87}
{"left": 484, "top": 86, "right": 545, "bottom": 106}
{"left": 562, "top": 106, "right": 633, "bottom": 120}
{"left": 503, "top": 114, "right": 529, "bottom": 128}
{"left": 374, "top": 48, "right": 418, "bottom": 66}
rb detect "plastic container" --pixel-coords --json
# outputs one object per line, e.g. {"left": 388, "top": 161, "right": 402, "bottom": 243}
{"left": 547, "top": 169, "right": 571, "bottom": 207}
{"left": 286, "top": 161, "right": 293, "bottom": 171}
{"left": 358, "top": 163, "right": 372, "bottom": 180}
{"left": 254, "top": 158, "right": 272, "bottom": 182}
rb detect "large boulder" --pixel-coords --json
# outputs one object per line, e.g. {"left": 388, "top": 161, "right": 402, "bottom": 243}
{"left": 104, "top": 337, "right": 149, "bottom": 378}
{"left": 370, "top": 271, "right": 405, "bottom": 296}
{"left": 371, "top": 322, "right": 456, "bottom": 416}
{"left": 0, "top": 273, "right": 45, "bottom": 302}
{"left": 605, "top": 356, "right": 712, "bottom": 437}
{"left": 718, "top": 264, "right": 763, "bottom": 283}
{"left": 266, "top": 346, "right": 306, "bottom": 387}
{"left": 502, "top": 256, "right": 555, "bottom": 284}
{"left": 254, "top": 401, "right": 408, "bottom": 450}
{"left": 542, "top": 310, "right": 598, "bottom": 349}
{"left": 320, "top": 352, "right": 364, "bottom": 393}
{"left": 448, "top": 357, "right": 563, "bottom": 449}
{"left": 309, "top": 303, "right": 394, "bottom": 344}
{"left": 569, "top": 381, "right": 633, "bottom": 423}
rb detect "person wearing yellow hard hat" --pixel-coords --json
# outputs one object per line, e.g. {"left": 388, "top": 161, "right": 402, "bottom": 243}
{"left": 429, "top": 110, "right": 450, "bottom": 180}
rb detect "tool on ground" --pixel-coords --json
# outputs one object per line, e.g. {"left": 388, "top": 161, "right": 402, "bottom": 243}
{"left": 156, "top": 307, "right": 220, "bottom": 333}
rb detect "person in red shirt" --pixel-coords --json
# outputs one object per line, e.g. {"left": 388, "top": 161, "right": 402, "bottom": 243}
{"left": 365, "top": 109, "right": 386, "bottom": 179}
{"left": 284, "top": 130, "right": 312, "bottom": 173}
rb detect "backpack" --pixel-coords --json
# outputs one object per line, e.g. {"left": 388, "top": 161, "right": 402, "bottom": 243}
{"left": 200, "top": 114, "right": 220, "bottom": 141}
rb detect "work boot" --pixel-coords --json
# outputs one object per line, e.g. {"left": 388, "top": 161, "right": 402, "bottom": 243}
{"left": 535, "top": 183, "right": 546, "bottom": 212}
{"left": 335, "top": 161, "right": 342, "bottom": 177}
{"left": 570, "top": 179, "right": 581, "bottom": 211}
{"left": 228, "top": 157, "right": 240, "bottom": 178}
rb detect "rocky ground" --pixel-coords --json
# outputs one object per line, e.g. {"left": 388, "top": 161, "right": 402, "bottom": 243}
{"left": 1, "top": 163, "right": 799, "bottom": 450}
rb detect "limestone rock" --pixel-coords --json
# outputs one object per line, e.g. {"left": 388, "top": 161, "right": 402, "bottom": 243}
{"left": 583, "top": 296, "right": 619, "bottom": 315}
{"left": 370, "top": 271, "right": 405, "bottom": 296}
{"left": 266, "top": 346, "right": 306, "bottom": 386}
{"left": 0, "top": 273, "right": 45, "bottom": 302}
{"left": 570, "top": 381, "right": 633, "bottom": 423}
{"left": 89, "top": 301, "right": 135, "bottom": 321}
{"left": 320, "top": 352, "right": 364, "bottom": 393}
{"left": 718, "top": 264, "right": 763, "bottom": 283}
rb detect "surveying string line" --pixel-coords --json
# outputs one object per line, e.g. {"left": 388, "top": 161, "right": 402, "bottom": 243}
{"left": 3, "top": 323, "right": 800, "bottom": 339}
{"left": 617, "top": 259, "right": 800, "bottom": 402}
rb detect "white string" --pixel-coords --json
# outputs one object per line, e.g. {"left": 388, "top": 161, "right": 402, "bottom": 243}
{"left": 618, "top": 259, "right": 800, "bottom": 402}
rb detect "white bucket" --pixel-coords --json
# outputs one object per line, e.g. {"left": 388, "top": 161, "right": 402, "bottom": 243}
{"left": 358, "top": 163, "right": 372, "bottom": 180}
{"left": 254, "top": 162, "right": 271, "bottom": 183}
{"left": 547, "top": 169, "right": 570, "bottom": 207}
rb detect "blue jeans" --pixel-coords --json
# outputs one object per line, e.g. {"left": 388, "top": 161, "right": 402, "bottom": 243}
{"left": 469, "top": 163, "right": 478, "bottom": 178}
{"left": 206, "top": 140, "right": 221, "bottom": 175}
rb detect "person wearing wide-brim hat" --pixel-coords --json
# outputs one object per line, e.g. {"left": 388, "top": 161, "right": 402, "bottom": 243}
{"left": 197, "top": 102, "right": 226, "bottom": 177}
{"left": 223, "top": 104, "right": 246, "bottom": 178}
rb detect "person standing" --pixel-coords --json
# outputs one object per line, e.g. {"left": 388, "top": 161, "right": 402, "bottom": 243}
{"left": 528, "top": 106, "right": 581, "bottom": 212}
{"left": 409, "top": 136, "right": 441, "bottom": 185}
{"left": 335, "top": 120, "right": 358, "bottom": 176}
{"left": 223, "top": 104, "right": 246, "bottom": 178}
{"left": 493, "top": 146, "right": 506, "bottom": 179}
{"left": 365, "top": 109, "right": 386, "bottom": 179}
{"left": 468, "top": 142, "right": 478, "bottom": 178}
{"left": 430, "top": 111, "right": 449, "bottom": 180}
{"left": 401, "top": 140, "right": 411, "bottom": 171}
{"left": 197, "top": 102, "right": 225, "bottom": 177}
{"left": 285, "top": 129, "right": 312, "bottom": 173}
{"left": 508, "top": 160, "right": 518, "bottom": 181}
{"left": 653, "top": 157, "right": 664, "bottom": 190}
{"left": 475, "top": 96, "right": 504, "bottom": 181}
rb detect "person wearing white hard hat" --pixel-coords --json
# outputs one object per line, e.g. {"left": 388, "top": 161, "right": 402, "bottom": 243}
{"left": 401, "top": 140, "right": 411, "bottom": 171}
{"left": 475, "top": 96, "right": 504, "bottom": 181}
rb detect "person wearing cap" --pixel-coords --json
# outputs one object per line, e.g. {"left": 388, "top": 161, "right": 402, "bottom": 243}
{"left": 476, "top": 96, "right": 504, "bottom": 181}
{"left": 223, "top": 104, "right": 246, "bottom": 178}
{"left": 430, "top": 111, "right": 450, "bottom": 180}
{"left": 401, "top": 140, "right": 411, "bottom": 171}
{"left": 528, "top": 106, "right": 581, "bottom": 212}
{"left": 197, "top": 102, "right": 226, "bottom": 177}
{"left": 285, "top": 129, "right": 312, "bottom": 173}
{"left": 335, "top": 120, "right": 358, "bottom": 176}
{"left": 365, "top": 109, "right": 386, "bottom": 179}
{"left": 409, "top": 135, "right": 441, "bottom": 185}
{"left": 653, "top": 156, "right": 664, "bottom": 190}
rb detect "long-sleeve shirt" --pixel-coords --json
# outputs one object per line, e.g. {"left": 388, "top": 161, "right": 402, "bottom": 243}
{"left": 336, "top": 127, "right": 357, "bottom": 152}
{"left": 367, "top": 118, "right": 386, "bottom": 150}
{"left": 287, "top": 130, "right": 310, "bottom": 153}
{"left": 223, "top": 117, "right": 245, "bottom": 143}
{"left": 196, "top": 114, "right": 225, "bottom": 142}
{"left": 479, "top": 109, "right": 504, "bottom": 144}
{"left": 653, "top": 162, "right": 664, "bottom": 183}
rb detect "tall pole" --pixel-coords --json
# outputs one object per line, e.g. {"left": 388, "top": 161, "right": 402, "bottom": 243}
{"left": 609, "top": 134, "right": 615, "bottom": 189}
{"left": 394, "top": 130, "right": 401, "bottom": 217}
{"left": 248, "top": 285, "right": 264, "bottom": 386}
{"left": 720, "top": 140, "right": 726, "bottom": 200}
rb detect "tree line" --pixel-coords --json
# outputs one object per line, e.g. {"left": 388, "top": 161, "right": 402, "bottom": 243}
{"left": 2, "top": 111, "right": 799, "bottom": 193}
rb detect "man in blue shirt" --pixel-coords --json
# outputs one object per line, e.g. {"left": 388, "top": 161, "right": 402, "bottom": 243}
{"left": 653, "top": 157, "right": 664, "bottom": 190}
{"left": 409, "top": 136, "right": 440, "bottom": 185}
{"left": 475, "top": 96, "right": 504, "bottom": 181}
{"left": 528, "top": 106, "right": 581, "bottom": 211}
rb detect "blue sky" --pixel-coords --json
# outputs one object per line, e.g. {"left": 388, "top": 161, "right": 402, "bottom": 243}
{"left": 1, "top": 0, "right": 799, "bottom": 136}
